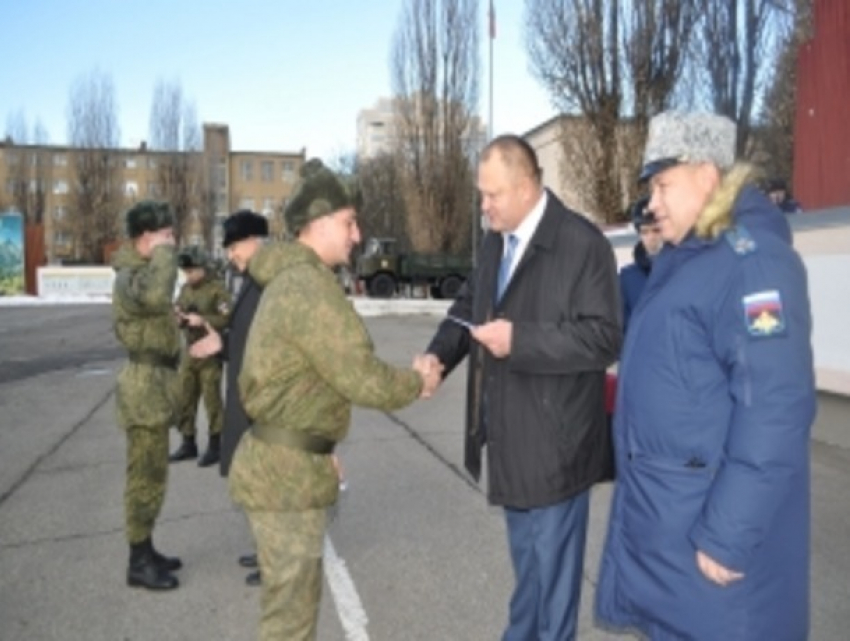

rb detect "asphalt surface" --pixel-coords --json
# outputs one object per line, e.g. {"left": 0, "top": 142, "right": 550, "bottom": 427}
{"left": 0, "top": 305, "right": 848, "bottom": 640}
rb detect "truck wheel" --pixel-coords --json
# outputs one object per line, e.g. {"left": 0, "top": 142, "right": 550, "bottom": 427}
{"left": 439, "top": 275, "right": 463, "bottom": 300}
{"left": 369, "top": 273, "right": 396, "bottom": 298}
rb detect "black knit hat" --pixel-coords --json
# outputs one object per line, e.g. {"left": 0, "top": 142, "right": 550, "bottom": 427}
{"left": 125, "top": 200, "right": 174, "bottom": 238}
{"left": 222, "top": 210, "right": 269, "bottom": 248}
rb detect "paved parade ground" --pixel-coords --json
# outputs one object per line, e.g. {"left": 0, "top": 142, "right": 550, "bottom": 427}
{"left": 1, "top": 304, "right": 849, "bottom": 640}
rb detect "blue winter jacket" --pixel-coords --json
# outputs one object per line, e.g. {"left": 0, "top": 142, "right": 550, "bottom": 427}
{"left": 595, "top": 184, "right": 816, "bottom": 640}
{"left": 619, "top": 241, "right": 653, "bottom": 332}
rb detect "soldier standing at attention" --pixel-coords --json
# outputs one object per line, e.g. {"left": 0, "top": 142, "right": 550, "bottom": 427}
{"left": 170, "top": 245, "right": 230, "bottom": 467}
{"left": 227, "top": 163, "right": 441, "bottom": 640}
{"left": 111, "top": 200, "right": 183, "bottom": 591}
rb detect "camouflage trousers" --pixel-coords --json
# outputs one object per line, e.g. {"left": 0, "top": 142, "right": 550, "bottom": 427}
{"left": 178, "top": 360, "right": 223, "bottom": 437}
{"left": 247, "top": 508, "right": 328, "bottom": 641}
{"left": 124, "top": 424, "right": 169, "bottom": 544}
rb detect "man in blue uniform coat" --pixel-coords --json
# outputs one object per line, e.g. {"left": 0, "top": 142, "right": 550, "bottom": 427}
{"left": 595, "top": 112, "right": 817, "bottom": 640}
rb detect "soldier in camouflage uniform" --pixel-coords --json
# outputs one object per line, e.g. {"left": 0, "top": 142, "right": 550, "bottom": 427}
{"left": 170, "top": 245, "right": 231, "bottom": 466}
{"left": 228, "top": 163, "right": 441, "bottom": 640}
{"left": 111, "top": 200, "right": 183, "bottom": 591}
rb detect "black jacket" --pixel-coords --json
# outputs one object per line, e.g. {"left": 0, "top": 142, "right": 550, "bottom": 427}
{"left": 428, "top": 192, "right": 622, "bottom": 508}
{"left": 219, "top": 274, "right": 262, "bottom": 476}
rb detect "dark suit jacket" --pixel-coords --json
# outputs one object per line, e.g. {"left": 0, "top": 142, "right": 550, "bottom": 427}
{"left": 428, "top": 191, "right": 622, "bottom": 508}
{"left": 219, "top": 274, "right": 262, "bottom": 476}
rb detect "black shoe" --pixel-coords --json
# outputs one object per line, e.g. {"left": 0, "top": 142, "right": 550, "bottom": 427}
{"left": 197, "top": 434, "right": 221, "bottom": 467}
{"left": 245, "top": 570, "right": 261, "bottom": 586}
{"left": 169, "top": 436, "right": 198, "bottom": 462}
{"left": 127, "top": 542, "right": 179, "bottom": 591}
{"left": 148, "top": 539, "right": 182, "bottom": 572}
{"left": 238, "top": 553, "right": 258, "bottom": 568}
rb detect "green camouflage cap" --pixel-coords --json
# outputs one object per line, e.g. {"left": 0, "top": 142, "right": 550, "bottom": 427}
{"left": 639, "top": 112, "right": 737, "bottom": 183}
{"left": 177, "top": 245, "right": 209, "bottom": 269}
{"left": 284, "top": 162, "right": 355, "bottom": 236}
{"left": 125, "top": 200, "right": 174, "bottom": 238}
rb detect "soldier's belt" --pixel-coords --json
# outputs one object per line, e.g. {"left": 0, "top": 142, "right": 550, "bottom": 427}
{"left": 251, "top": 424, "right": 335, "bottom": 455}
{"left": 127, "top": 352, "right": 180, "bottom": 370}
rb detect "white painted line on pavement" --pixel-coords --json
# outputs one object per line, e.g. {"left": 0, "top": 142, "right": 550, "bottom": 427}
{"left": 324, "top": 534, "right": 370, "bottom": 641}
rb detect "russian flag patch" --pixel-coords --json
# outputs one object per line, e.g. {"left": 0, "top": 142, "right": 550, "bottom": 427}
{"left": 742, "top": 290, "right": 785, "bottom": 337}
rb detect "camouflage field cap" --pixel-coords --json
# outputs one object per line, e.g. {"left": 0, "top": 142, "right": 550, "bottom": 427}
{"left": 639, "top": 112, "right": 737, "bottom": 183}
{"left": 177, "top": 245, "right": 209, "bottom": 269}
{"left": 125, "top": 200, "right": 174, "bottom": 238}
{"left": 284, "top": 162, "right": 355, "bottom": 236}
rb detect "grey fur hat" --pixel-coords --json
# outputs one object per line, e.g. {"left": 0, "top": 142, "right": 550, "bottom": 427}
{"left": 639, "top": 112, "right": 737, "bottom": 183}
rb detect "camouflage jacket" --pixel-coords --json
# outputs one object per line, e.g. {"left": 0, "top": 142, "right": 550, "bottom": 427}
{"left": 175, "top": 272, "right": 231, "bottom": 352}
{"left": 111, "top": 243, "right": 180, "bottom": 429}
{"left": 229, "top": 241, "right": 422, "bottom": 512}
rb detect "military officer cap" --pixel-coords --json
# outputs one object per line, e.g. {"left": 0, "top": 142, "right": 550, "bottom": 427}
{"left": 284, "top": 160, "right": 355, "bottom": 236}
{"left": 125, "top": 200, "right": 174, "bottom": 238}
{"left": 222, "top": 210, "right": 269, "bottom": 248}
{"left": 639, "top": 112, "right": 737, "bottom": 183}
{"left": 177, "top": 245, "right": 208, "bottom": 269}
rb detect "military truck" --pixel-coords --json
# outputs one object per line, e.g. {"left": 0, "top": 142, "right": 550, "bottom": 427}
{"left": 355, "top": 237, "right": 472, "bottom": 299}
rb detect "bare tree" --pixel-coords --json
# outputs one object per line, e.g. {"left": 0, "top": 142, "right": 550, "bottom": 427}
{"left": 391, "top": 0, "right": 481, "bottom": 254}
{"left": 148, "top": 79, "right": 203, "bottom": 248}
{"left": 526, "top": 0, "right": 697, "bottom": 223}
{"left": 753, "top": 0, "right": 812, "bottom": 182}
{"left": 66, "top": 69, "right": 123, "bottom": 263}
{"left": 354, "top": 152, "right": 411, "bottom": 250}
{"left": 3, "top": 113, "right": 52, "bottom": 225}
{"left": 694, "top": 0, "right": 796, "bottom": 156}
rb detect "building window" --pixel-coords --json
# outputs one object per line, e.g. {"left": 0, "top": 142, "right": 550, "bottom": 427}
{"left": 5, "top": 152, "right": 20, "bottom": 165}
{"left": 261, "top": 161, "right": 274, "bottom": 182}
{"left": 5, "top": 179, "right": 15, "bottom": 193}
{"left": 281, "top": 161, "right": 295, "bottom": 182}
{"left": 147, "top": 157, "right": 158, "bottom": 169}
{"left": 262, "top": 197, "right": 275, "bottom": 214}
{"left": 53, "top": 180, "right": 69, "bottom": 195}
{"left": 53, "top": 154, "right": 68, "bottom": 167}
{"left": 241, "top": 160, "right": 253, "bottom": 181}
{"left": 54, "top": 206, "right": 67, "bottom": 220}
{"left": 147, "top": 182, "right": 160, "bottom": 197}
{"left": 216, "top": 163, "right": 227, "bottom": 188}
{"left": 124, "top": 181, "right": 138, "bottom": 197}
{"left": 240, "top": 197, "right": 255, "bottom": 210}
{"left": 124, "top": 157, "right": 137, "bottom": 169}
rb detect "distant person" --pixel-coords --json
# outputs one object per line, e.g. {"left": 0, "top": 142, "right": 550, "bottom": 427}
{"left": 767, "top": 177, "right": 802, "bottom": 214}
{"left": 619, "top": 196, "right": 663, "bottom": 331}
{"left": 423, "top": 135, "right": 622, "bottom": 641}
{"left": 190, "top": 209, "right": 269, "bottom": 586}
{"left": 170, "top": 245, "right": 230, "bottom": 467}
{"left": 227, "top": 165, "right": 440, "bottom": 640}
{"left": 595, "top": 111, "right": 817, "bottom": 640}
{"left": 111, "top": 200, "right": 182, "bottom": 591}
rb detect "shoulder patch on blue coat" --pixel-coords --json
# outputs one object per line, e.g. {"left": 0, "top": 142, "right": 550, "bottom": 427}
{"left": 724, "top": 225, "right": 757, "bottom": 255}
{"left": 743, "top": 290, "right": 785, "bottom": 337}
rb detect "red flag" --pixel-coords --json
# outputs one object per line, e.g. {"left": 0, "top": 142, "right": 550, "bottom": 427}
{"left": 489, "top": 0, "right": 496, "bottom": 39}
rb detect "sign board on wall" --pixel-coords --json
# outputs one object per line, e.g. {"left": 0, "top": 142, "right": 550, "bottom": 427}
{"left": 0, "top": 212, "right": 26, "bottom": 296}
{"left": 37, "top": 266, "right": 115, "bottom": 298}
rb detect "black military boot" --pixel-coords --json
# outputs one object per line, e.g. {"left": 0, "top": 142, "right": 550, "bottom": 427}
{"left": 169, "top": 435, "right": 197, "bottom": 462}
{"left": 197, "top": 433, "right": 220, "bottom": 468}
{"left": 127, "top": 541, "right": 179, "bottom": 590}
{"left": 147, "top": 538, "right": 182, "bottom": 572}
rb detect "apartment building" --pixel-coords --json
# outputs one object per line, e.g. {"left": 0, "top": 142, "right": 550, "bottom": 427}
{"left": 0, "top": 123, "right": 305, "bottom": 261}
{"left": 356, "top": 96, "right": 488, "bottom": 159}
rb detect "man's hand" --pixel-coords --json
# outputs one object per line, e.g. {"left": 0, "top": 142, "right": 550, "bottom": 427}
{"left": 189, "top": 322, "right": 223, "bottom": 358}
{"left": 181, "top": 312, "right": 205, "bottom": 328}
{"left": 470, "top": 319, "right": 513, "bottom": 358}
{"left": 413, "top": 354, "right": 444, "bottom": 398}
{"left": 696, "top": 550, "right": 744, "bottom": 587}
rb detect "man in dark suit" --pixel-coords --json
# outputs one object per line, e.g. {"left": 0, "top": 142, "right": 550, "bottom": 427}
{"left": 190, "top": 209, "right": 268, "bottom": 586}
{"left": 423, "top": 135, "right": 622, "bottom": 640}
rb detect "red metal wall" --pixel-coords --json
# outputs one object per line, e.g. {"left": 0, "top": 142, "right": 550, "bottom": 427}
{"left": 794, "top": 0, "right": 850, "bottom": 209}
